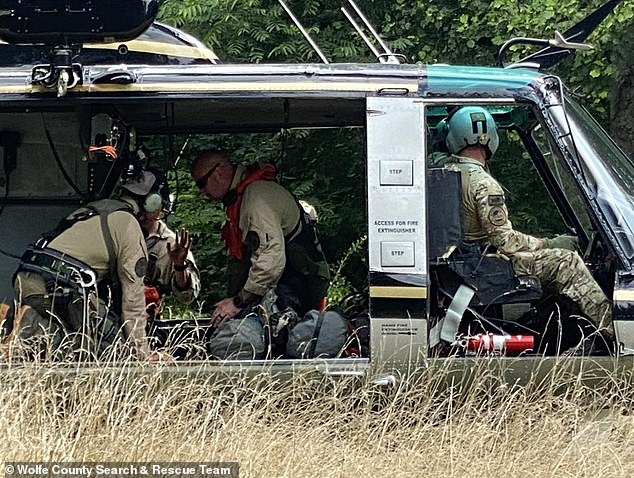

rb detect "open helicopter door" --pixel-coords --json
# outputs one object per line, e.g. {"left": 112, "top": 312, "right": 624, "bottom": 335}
{"left": 366, "top": 97, "right": 428, "bottom": 366}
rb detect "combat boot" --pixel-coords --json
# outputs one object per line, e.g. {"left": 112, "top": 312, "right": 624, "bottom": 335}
{"left": 569, "top": 332, "right": 616, "bottom": 357}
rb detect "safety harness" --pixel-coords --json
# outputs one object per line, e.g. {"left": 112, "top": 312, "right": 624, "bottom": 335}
{"left": 15, "top": 199, "right": 134, "bottom": 304}
{"left": 220, "top": 163, "right": 329, "bottom": 312}
{"left": 221, "top": 163, "right": 277, "bottom": 261}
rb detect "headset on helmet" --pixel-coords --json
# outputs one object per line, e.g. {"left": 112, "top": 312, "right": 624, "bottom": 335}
{"left": 146, "top": 168, "right": 172, "bottom": 213}
{"left": 445, "top": 106, "right": 499, "bottom": 159}
{"left": 121, "top": 169, "right": 172, "bottom": 213}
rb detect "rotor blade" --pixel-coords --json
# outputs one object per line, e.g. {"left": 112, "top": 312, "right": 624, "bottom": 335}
{"left": 519, "top": 0, "right": 623, "bottom": 69}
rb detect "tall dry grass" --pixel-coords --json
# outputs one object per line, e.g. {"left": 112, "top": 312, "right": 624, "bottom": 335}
{"left": 1, "top": 357, "right": 634, "bottom": 478}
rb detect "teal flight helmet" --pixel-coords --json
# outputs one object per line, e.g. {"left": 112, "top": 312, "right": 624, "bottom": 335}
{"left": 445, "top": 107, "right": 499, "bottom": 159}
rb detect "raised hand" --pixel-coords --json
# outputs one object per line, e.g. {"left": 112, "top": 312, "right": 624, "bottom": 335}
{"left": 166, "top": 228, "right": 192, "bottom": 268}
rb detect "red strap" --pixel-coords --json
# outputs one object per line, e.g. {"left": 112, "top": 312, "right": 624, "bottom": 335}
{"left": 88, "top": 145, "right": 118, "bottom": 160}
{"left": 144, "top": 286, "right": 161, "bottom": 305}
{"left": 317, "top": 296, "right": 327, "bottom": 312}
{"left": 222, "top": 164, "right": 277, "bottom": 260}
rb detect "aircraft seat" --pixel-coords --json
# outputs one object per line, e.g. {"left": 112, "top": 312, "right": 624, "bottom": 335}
{"left": 427, "top": 167, "right": 542, "bottom": 307}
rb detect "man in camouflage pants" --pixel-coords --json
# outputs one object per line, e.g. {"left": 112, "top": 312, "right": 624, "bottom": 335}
{"left": 443, "top": 107, "right": 614, "bottom": 354}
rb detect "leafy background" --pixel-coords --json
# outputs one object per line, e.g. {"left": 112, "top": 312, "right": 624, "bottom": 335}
{"left": 151, "top": 0, "right": 634, "bottom": 311}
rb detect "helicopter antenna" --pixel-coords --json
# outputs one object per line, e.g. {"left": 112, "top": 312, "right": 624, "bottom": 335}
{"left": 342, "top": 0, "right": 403, "bottom": 64}
{"left": 341, "top": 7, "right": 382, "bottom": 60}
{"left": 498, "top": 31, "right": 593, "bottom": 68}
{"left": 500, "top": 0, "right": 623, "bottom": 69}
{"left": 277, "top": 0, "right": 329, "bottom": 64}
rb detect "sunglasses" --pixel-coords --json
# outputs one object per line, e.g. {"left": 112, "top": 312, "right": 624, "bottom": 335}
{"left": 195, "top": 163, "right": 220, "bottom": 189}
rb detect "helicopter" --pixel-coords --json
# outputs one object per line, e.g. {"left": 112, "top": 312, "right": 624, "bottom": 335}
{"left": 0, "top": 0, "right": 632, "bottom": 385}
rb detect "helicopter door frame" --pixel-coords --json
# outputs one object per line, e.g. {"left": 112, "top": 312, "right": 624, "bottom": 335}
{"left": 366, "top": 96, "right": 428, "bottom": 366}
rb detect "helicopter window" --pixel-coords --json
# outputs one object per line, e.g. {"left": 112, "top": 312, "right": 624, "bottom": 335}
{"left": 561, "top": 97, "right": 634, "bottom": 260}
{"left": 531, "top": 122, "right": 593, "bottom": 238}
{"left": 425, "top": 104, "right": 566, "bottom": 238}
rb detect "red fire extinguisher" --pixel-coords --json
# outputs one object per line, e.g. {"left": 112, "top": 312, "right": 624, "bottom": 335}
{"left": 467, "top": 333, "right": 534, "bottom": 356}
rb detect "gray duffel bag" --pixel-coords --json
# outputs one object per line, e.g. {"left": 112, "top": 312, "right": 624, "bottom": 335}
{"left": 286, "top": 309, "right": 348, "bottom": 359}
{"left": 207, "top": 313, "right": 266, "bottom": 360}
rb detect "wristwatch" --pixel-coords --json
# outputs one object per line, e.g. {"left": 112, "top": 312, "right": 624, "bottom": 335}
{"left": 232, "top": 294, "right": 249, "bottom": 309}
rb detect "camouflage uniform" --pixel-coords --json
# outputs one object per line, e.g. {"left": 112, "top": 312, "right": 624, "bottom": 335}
{"left": 446, "top": 155, "right": 613, "bottom": 333}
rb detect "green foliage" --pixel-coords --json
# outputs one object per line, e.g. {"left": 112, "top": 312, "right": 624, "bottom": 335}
{"left": 154, "top": 0, "right": 630, "bottom": 306}
{"left": 159, "top": 0, "right": 632, "bottom": 121}
{"left": 148, "top": 128, "right": 367, "bottom": 310}
{"left": 158, "top": 0, "right": 375, "bottom": 63}
{"left": 327, "top": 235, "right": 368, "bottom": 305}
{"left": 377, "top": 0, "right": 633, "bottom": 123}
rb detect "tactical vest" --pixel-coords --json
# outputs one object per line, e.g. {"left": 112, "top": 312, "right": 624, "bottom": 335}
{"left": 225, "top": 198, "right": 330, "bottom": 313}
{"left": 284, "top": 199, "right": 330, "bottom": 299}
{"left": 17, "top": 199, "right": 135, "bottom": 313}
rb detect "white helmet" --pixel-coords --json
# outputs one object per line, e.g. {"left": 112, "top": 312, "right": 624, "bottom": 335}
{"left": 445, "top": 107, "right": 499, "bottom": 159}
